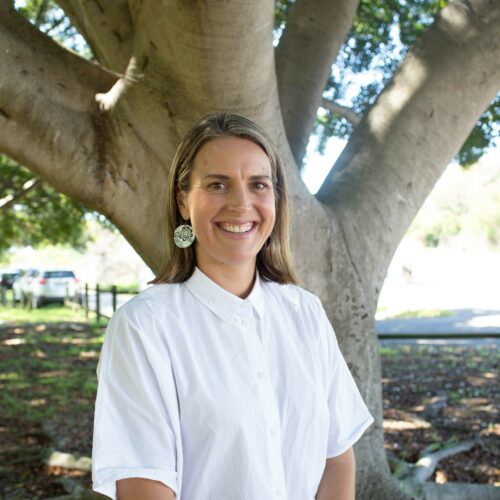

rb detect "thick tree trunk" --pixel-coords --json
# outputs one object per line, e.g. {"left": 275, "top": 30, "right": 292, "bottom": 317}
{"left": 317, "top": 0, "right": 500, "bottom": 291}
{"left": 1, "top": 1, "right": 499, "bottom": 498}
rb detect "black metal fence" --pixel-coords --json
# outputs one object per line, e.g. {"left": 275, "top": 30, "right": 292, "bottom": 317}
{"left": 78, "top": 284, "right": 138, "bottom": 322}
{"left": 0, "top": 283, "right": 138, "bottom": 323}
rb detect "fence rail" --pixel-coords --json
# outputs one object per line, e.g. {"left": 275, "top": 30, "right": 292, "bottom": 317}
{"left": 75, "top": 284, "right": 138, "bottom": 322}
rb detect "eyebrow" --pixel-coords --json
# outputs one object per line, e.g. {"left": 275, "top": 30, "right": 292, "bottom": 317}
{"left": 202, "top": 174, "right": 272, "bottom": 181}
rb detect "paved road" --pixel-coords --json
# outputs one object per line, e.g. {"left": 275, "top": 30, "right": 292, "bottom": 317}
{"left": 379, "top": 337, "right": 500, "bottom": 346}
{"left": 376, "top": 308, "right": 500, "bottom": 335}
{"left": 376, "top": 308, "right": 500, "bottom": 346}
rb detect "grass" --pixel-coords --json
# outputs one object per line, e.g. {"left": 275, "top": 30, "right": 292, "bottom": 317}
{"left": 0, "top": 305, "right": 106, "bottom": 424}
{"left": 388, "top": 309, "right": 454, "bottom": 319}
{"left": 0, "top": 303, "right": 103, "bottom": 325}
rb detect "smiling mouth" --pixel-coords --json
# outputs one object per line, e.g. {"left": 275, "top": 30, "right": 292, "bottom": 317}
{"left": 216, "top": 222, "right": 255, "bottom": 233}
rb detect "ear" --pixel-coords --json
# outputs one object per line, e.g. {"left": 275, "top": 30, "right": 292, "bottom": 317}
{"left": 176, "top": 187, "right": 190, "bottom": 221}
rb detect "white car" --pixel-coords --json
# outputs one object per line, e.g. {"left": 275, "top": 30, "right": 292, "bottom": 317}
{"left": 29, "top": 269, "right": 81, "bottom": 308}
{"left": 13, "top": 269, "right": 39, "bottom": 305}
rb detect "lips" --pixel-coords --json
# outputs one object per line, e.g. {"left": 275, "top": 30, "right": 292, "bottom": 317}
{"left": 217, "top": 222, "right": 255, "bottom": 233}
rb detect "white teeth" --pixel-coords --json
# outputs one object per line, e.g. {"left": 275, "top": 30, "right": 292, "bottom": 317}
{"left": 219, "top": 222, "right": 253, "bottom": 233}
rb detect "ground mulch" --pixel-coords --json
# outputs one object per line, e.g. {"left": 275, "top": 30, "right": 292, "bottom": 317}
{"left": 1, "top": 322, "right": 499, "bottom": 498}
{"left": 381, "top": 342, "right": 499, "bottom": 485}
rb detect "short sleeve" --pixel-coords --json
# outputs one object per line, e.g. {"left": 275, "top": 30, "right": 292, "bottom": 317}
{"left": 92, "top": 307, "right": 180, "bottom": 499}
{"left": 317, "top": 300, "right": 374, "bottom": 458}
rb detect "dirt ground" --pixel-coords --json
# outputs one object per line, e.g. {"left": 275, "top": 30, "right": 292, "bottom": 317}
{"left": 381, "top": 342, "right": 499, "bottom": 485}
{"left": 0, "top": 323, "right": 498, "bottom": 498}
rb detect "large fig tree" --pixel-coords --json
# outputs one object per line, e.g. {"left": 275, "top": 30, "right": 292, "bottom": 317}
{"left": 1, "top": 0, "right": 499, "bottom": 497}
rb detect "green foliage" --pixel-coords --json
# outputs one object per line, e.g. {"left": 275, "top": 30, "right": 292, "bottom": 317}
{"left": 390, "top": 309, "right": 453, "bottom": 319}
{"left": 0, "top": 156, "right": 90, "bottom": 254}
{"left": 99, "top": 282, "right": 140, "bottom": 294}
{"left": 421, "top": 214, "right": 462, "bottom": 248}
{"left": 15, "top": 0, "right": 93, "bottom": 58}
{"left": 407, "top": 159, "right": 500, "bottom": 248}
{"left": 457, "top": 95, "right": 500, "bottom": 166}
{"left": 274, "top": 0, "right": 293, "bottom": 32}
{"left": 275, "top": 0, "right": 498, "bottom": 165}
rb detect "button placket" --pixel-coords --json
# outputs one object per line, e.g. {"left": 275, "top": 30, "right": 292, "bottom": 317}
{"left": 239, "top": 318, "right": 287, "bottom": 498}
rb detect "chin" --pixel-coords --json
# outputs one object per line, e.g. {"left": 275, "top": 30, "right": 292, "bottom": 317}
{"left": 216, "top": 253, "right": 258, "bottom": 268}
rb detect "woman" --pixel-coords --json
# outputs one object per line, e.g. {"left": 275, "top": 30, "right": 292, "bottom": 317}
{"left": 92, "top": 113, "right": 373, "bottom": 499}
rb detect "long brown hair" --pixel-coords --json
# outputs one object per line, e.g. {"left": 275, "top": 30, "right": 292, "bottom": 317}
{"left": 151, "top": 112, "right": 298, "bottom": 285}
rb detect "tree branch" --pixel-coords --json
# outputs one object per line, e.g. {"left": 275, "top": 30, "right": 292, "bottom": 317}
{"left": 116, "top": 0, "right": 281, "bottom": 140}
{"left": 0, "top": 4, "right": 180, "bottom": 273}
{"left": 276, "top": 0, "right": 360, "bottom": 166}
{"left": 55, "top": 0, "right": 133, "bottom": 72}
{"left": 321, "top": 98, "right": 361, "bottom": 126}
{"left": 316, "top": 0, "right": 500, "bottom": 293}
{"left": 0, "top": 2, "right": 118, "bottom": 208}
{"left": 0, "top": 177, "right": 42, "bottom": 211}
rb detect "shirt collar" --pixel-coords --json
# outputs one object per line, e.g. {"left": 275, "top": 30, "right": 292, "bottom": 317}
{"left": 183, "top": 267, "right": 265, "bottom": 322}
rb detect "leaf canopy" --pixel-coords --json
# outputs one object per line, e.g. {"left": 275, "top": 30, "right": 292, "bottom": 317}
{"left": 0, "top": 155, "right": 89, "bottom": 255}
{"left": 277, "top": 0, "right": 498, "bottom": 163}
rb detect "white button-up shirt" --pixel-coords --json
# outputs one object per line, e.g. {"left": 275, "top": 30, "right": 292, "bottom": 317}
{"left": 92, "top": 267, "right": 373, "bottom": 499}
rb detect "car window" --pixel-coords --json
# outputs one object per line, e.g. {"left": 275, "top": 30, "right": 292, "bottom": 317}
{"left": 42, "top": 271, "right": 75, "bottom": 278}
{"left": 2, "top": 273, "right": 15, "bottom": 282}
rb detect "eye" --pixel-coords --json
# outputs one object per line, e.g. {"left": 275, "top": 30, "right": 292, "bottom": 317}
{"left": 253, "top": 182, "right": 270, "bottom": 190}
{"left": 207, "top": 182, "right": 227, "bottom": 191}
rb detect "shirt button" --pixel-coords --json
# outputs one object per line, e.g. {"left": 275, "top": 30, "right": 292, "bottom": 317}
{"left": 270, "top": 428, "right": 276, "bottom": 437}
{"left": 275, "top": 488, "right": 282, "bottom": 496}
{"left": 257, "top": 371, "right": 265, "bottom": 379}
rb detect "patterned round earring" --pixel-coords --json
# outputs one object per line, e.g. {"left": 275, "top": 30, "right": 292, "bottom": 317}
{"left": 174, "top": 222, "right": 195, "bottom": 248}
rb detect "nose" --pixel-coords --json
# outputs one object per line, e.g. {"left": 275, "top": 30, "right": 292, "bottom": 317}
{"left": 227, "top": 182, "right": 251, "bottom": 211}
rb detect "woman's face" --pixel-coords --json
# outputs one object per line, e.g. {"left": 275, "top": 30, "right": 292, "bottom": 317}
{"left": 177, "top": 136, "right": 276, "bottom": 276}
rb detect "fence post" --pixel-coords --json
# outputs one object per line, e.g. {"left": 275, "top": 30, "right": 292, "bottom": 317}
{"left": 112, "top": 285, "right": 117, "bottom": 312}
{"left": 85, "top": 283, "right": 89, "bottom": 319}
{"left": 96, "top": 283, "right": 101, "bottom": 323}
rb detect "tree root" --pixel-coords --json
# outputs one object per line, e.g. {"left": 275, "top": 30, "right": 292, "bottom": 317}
{"left": 409, "top": 438, "right": 482, "bottom": 484}
{"left": 44, "top": 449, "right": 92, "bottom": 472}
{"left": 388, "top": 437, "right": 493, "bottom": 498}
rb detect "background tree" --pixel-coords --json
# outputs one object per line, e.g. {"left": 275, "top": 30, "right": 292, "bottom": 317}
{"left": 1, "top": 0, "right": 499, "bottom": 497}
{"left": 0, "top": 155, "right": 89, "bottom": 255}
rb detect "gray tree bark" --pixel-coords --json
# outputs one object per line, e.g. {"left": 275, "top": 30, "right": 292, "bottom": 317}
{"left": 1, "top": 0, "right": 499, "bottom": 498}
